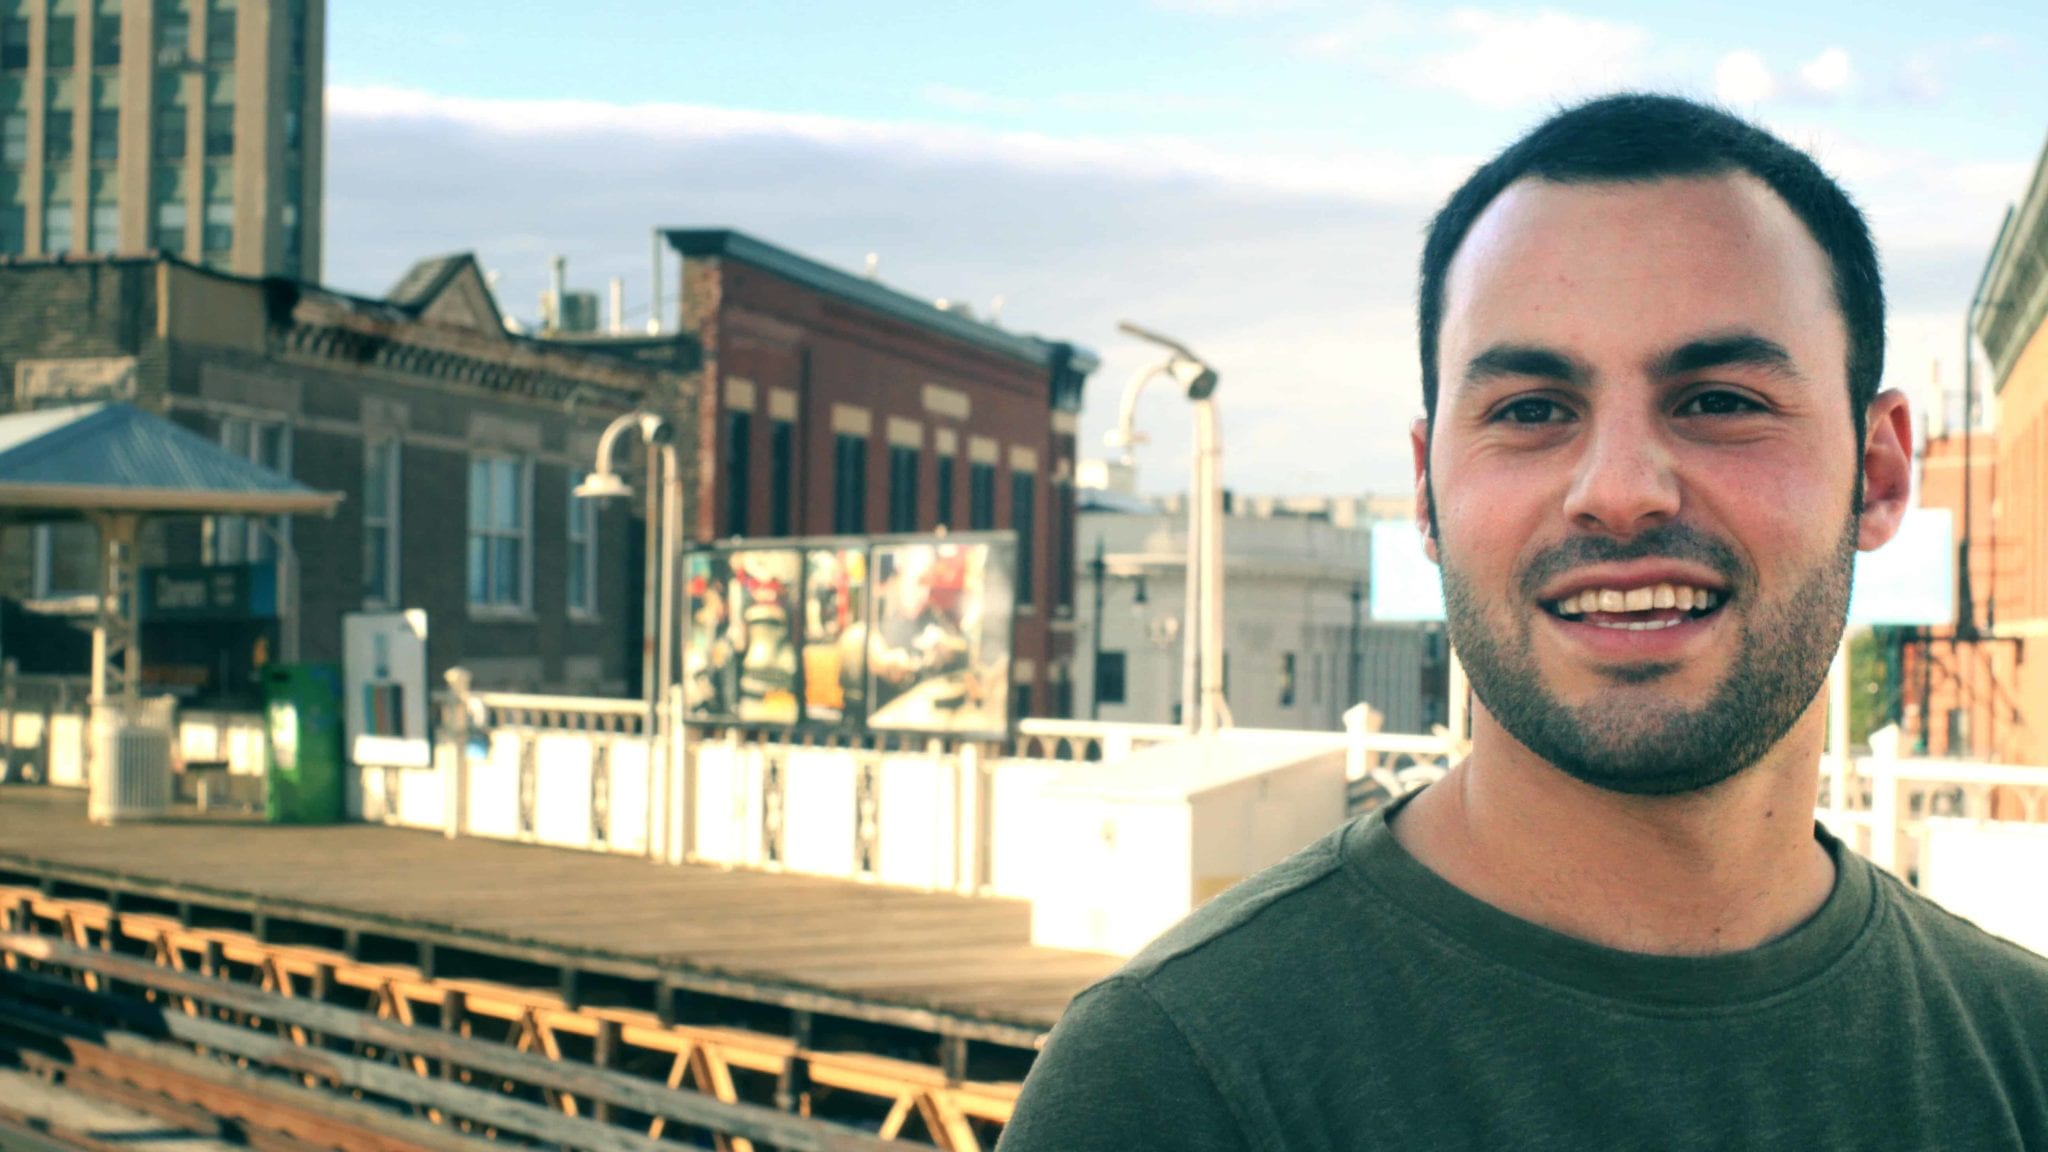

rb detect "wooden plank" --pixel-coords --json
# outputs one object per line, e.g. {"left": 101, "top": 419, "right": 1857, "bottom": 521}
{"left": 0, "top": 790, "right": 1096, "bottom": 1035}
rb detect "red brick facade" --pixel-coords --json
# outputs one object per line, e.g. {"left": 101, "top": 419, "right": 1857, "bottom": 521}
{"left": 668, "top": 231, "right": 1094, "bottom": 719}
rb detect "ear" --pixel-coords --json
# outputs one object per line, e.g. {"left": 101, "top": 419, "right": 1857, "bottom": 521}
{"left": 1410, "top": 416, "right": 1439, "bottom": 564}
{"left": 1857, "top": 389, "right": 1914, "bottom": 552}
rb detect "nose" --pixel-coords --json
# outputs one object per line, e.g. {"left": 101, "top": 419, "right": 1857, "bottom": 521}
{"left": 1561, "top": 408, "right": 1681, "bottom": 537}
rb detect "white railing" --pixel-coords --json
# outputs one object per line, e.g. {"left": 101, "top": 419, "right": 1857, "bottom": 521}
{"left": 1822, "top": 756, "right": 2048, "bottom": 874}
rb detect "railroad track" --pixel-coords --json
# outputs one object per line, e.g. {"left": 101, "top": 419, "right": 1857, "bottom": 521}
{"left": 0, "top": 986, "right": 476, "bottom": 1151}
{"left": 0, "top": 931, "right": 919, "bottom": 1152}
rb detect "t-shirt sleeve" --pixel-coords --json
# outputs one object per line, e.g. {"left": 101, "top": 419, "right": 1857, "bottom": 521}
{"left": 997, "top": 977, "right": 1254, "bottom": 1152}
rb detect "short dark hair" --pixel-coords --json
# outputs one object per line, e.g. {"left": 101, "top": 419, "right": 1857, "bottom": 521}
{"left": 1417, "top": 93, "right": 1884, "bottom": 440}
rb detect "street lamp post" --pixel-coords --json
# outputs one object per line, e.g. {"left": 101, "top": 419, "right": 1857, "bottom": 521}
{"left": 1109, "top": 321, "right": 1227, "bottom": 734}
{"left": 577, "top": 410, "right": 682, "bottom": 861}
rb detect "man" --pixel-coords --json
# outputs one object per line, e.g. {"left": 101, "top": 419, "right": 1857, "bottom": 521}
{"left": 998, "top": 93, "right": 2048, "bottom": 1150}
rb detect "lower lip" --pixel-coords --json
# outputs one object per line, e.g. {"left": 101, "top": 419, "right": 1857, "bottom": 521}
{"left": 1542, "top": 608, "right": 1724, "bottom": 661}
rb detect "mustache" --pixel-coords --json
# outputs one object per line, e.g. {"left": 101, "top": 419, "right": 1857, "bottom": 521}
{"left": 1517, "top": 523, "right": 1746, "bottom": 601}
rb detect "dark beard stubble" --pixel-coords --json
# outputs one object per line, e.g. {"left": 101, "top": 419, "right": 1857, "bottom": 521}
{"left": 1439, "top": 514, "right": 1858, "bottom": 797}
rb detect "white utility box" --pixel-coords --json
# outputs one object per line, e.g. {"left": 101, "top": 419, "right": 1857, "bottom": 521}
{"left": 1027, "top": 733, "right": 1347, "bottom": 955}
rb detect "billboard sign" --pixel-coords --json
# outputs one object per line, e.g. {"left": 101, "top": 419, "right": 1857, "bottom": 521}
{"left": 683, "top": 547, "right": 803, "bottom": 725}
{"left": 682, "top": 531, "right": 1016, "bottom": 737}
{"left": 865, "top": 537, "right": 1016, "bottom": 738}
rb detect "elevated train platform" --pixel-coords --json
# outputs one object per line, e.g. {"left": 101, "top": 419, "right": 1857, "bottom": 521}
{"left": 0, "top": 786, "right": 1121, "bottom": 1148}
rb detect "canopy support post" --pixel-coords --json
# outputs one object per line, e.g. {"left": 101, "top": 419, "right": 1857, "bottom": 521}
{"left": 88, "top": 513, "right": 142, "bottom": 704}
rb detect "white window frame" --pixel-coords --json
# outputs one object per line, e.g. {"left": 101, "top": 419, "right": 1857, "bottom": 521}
{"left": 206, "top": 416, "right": 291, "bottom": 568}
{"left": 467, "top": 452, "right": 531, "bottom": 614}
{"left": 363, "top": 435, "right": 400, "bottom": 608}
{"left": 566, "top": 468, "right": 598, "bottom": 618}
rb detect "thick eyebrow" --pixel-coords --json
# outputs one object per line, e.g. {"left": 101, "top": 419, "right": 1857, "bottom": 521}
{"left": 1648, "top": 333, "right": 1800, "bottom": 381}
{"left": 1461, "top": 343, "right": 1590, "bottom": 389}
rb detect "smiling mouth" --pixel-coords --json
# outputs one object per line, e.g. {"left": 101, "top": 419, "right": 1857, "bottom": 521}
{"left": 1544, "top": 583, "right": 1727, "bottom": 631}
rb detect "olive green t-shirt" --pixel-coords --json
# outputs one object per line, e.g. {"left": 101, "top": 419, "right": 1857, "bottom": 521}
{"left": 1000, "top": 799, "right": 2048, "bottom": 1151}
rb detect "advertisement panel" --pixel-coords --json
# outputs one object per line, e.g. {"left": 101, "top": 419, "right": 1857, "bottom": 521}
{"left": 682, "top": 531, "right": 1016, "bottom": 736}
{"left": 683, "top": 548, "right": 803, "bottom": 725}
{"left": 801, "top": 546, "right": 868, "bottom": 725}
{"left": 865, "top": 536, "right": 1016, "bottom": 737}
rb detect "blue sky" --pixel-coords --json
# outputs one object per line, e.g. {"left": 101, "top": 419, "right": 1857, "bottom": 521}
{"left": 321, "top": 1, "right": 2048, "bottom": 495}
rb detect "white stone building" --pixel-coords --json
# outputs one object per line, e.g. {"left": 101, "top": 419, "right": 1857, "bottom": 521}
{"left": 1072, "top": 465, "right": 1445, "bottom": 733}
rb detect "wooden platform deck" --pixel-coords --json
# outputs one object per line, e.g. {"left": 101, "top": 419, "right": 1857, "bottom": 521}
{"left": 0, "top": 787, "right": 1119, "bottom": 1043}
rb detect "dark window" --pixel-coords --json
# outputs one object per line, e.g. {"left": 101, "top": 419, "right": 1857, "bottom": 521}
{"left": 1056, "top": 480, "right": 1075, "bottom": 612}
{"left": 1280, "top": 652, "right": 1296, "bottom": 708}
{"left": 204, "top": 8, "right": 233, "bottom": 62}
{"left": 969, "top": 461, "right": 995, "bottom": 530}
{"left": 1, "top": 110, "right": 25, "bottom": 163}
{"left": 87, "top": 201, "right": 115, "bottom": 252}
{"left": 0, "top": 205, "right": 23, "bottom": 254}
{"left": 1095, "top": 651, "right": 1127, "bottom": 706}
{"left": 887, "top": 445, "right": 919, "bottom": 533}
{"left": 1, "top": 17, "right": 28, "bottom": 69}
{"left": 154, "top": 199, "right": 183, "bottom": 254}
{"left": 935, "top": 455, "right": 955, "bottom": 528}
{"left": 92, "top": 14, "right": 119, "bottom": 66}
{"left": 1012, "top": 682, "right": 1032, "bottom": 723}
{"left": 89, "top": 108, "right": 116, "bottom": 162}
{"left": 201, "top": 198, "right": 229, "bottom": 253}
{"left": 724, "top": 409, "right": 750, "bottom": 537}
{"left": 158, "top": 11, "right": 189, "bottom": 59}
{"left": 41, "top": 201, "right": 71, "bottom": 254}
{"left": 1012, "top": 471, "right": 1035, "bottom": 606}
{"left": 46, "top": 16, "right": 74, "bottom": 69}
{"left": 154, "top": 104, "right": 185, "bottom": 158}
{"left": 203, "top": 104, "right": 231, "bottom": 156}
{"left": 44, "top": 109, "right": 72, "bottom": 161}
{"left": 769, "top": 420, "right": 793, "bottom": 536}
{"left": 832, "top": 433, "right": 867, "bottom": 535}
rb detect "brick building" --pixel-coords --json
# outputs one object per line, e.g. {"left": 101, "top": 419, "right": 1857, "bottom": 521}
{"left": 667, "top": 230, "right": 1097, "bottom": 719}
{"left": 1904, "top": 137, "right": 2048, "bottom": 763}
{"left": 0, "top": 252, "right": 691, "bottom": 702}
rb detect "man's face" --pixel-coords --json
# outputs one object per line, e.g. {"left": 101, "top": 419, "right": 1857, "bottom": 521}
{"left": 1419, "top": 173, "right": 1878, "bottom": 796}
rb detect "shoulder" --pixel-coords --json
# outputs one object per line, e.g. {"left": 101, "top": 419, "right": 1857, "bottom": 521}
{"left": 1118, "top": 816, "right": 1359, "bottom": 990}
{"left": 1868, "top": 862, "right": 2048, "bottom": 1022}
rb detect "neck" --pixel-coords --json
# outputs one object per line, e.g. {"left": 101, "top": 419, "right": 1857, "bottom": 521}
{"left": 1390, "top": 697, "right": 1836, "bottom": 956}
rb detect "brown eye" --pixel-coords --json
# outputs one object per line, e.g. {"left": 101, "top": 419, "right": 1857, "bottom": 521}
{"left": 1680, "top": 390, "right": 1764, "bottom": 416}
{"left": 1496, "top": 397, "right": 1569, "bottom": 424}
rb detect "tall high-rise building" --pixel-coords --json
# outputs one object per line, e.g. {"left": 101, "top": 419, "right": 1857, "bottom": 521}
{"left": 0, "top": 0, "right": 322, "bottom": 278}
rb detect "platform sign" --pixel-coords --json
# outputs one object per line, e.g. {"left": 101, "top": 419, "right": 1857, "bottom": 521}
{"left": 1848, "top": 506, "right": 1955, "bottom": 627}
{"left": 342, "top": 610, "right": 430, "bottom": 769}
{"left": 1369, "top": 521, "right": 1445, "bottom": 623}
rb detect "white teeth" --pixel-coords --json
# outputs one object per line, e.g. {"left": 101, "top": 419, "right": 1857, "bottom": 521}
{"left": 1592, "top": 617, "right": 1683, "bottom": 632}
{"left": 1552, "top": 584, "right": 1722, "bottom": 617}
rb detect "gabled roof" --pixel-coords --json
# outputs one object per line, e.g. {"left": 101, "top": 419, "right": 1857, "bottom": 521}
{"left": 0, "top": 404, "right": 344, "bottom": 523}
{"left": 385, "top": 252, "right": 507, "bottom": 335}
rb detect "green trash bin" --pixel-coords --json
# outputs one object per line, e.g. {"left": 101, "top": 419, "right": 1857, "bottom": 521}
{"left": 263, "top": 663, "right": 345, "bottom": 824}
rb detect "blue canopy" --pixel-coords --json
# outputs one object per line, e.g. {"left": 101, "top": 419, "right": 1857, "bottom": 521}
{"left": 0, "top": 403, "right": 341, "bottom": 523}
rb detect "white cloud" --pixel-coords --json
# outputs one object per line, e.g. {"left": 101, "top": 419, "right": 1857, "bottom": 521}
{"left": 1412, "top": 9, "right": 1652, "bottom": 110}
{"left": 1797, "top": 47, "right": 1855, "bottom": 97}
{"left": 321, "top": 87, "right": 2015, "bottom": 495}
{"left": 327, "top": 84, "right": 1466, "bottom": 207}
{"left": 1713, "top": 50, "right": 1776, "bottom": 105}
